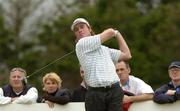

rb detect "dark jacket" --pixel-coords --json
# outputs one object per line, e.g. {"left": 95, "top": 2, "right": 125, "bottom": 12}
{"left": 153, "top": 82, "right": 180, "bottom": 104}
{"left": 37, "top": 88, "right": 71, "bottom": 105}
{"left": 72, "top": 85, "right": 87, "bottom": 102}
{"left": 2, "top": 84, "right": 32, "bottom": 97}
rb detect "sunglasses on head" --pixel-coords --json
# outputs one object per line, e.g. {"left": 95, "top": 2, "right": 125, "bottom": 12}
{"left": 10, "top": 67, "right": 26, "bottom": 74}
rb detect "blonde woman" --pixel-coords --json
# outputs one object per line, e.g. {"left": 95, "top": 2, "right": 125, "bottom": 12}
{"left": 37, "top": 72, "right": 71, "bottom": 108}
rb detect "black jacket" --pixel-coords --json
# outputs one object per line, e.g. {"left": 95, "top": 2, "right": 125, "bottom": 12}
{"left": 37, "top": 88, "right": 71, "bottom": 105}
{"left": 2, "top": 84, "right": 32, "bottom": 97}
{"left": 72, "top": 85, "right": 87, "bottom": 102}
{"left": 153, "top": 82, "right": 180, "bottom": 104}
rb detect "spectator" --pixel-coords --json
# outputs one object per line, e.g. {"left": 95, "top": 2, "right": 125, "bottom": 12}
{"left": 0, "top": 67, "right": 38, "bottom": 104}
{"left": 116, "top": 61, "right": 154, "bottom": 111}
{"left": 153, "top": 61, "right": 180, "bottom": 104}
{"left": 37, "top": 72, "right": 71, "bottom": 108}
{"left": 72, "top": 67, "right": 87, "bottom": 102}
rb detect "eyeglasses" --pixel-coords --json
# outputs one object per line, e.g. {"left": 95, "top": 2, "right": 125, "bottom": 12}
{"left": 10, "top": 67, "right": 26, "bottom": 74}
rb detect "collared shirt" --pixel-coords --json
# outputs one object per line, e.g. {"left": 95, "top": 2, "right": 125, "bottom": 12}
{"left": 121, "top": 80, "right": 130, "bottom": 91}
{"left": 76, "top": 35, "right": 121, "bottom": 87}
{"left": 81, "top": 81, "right": 87, "bottom": 89}
{"left": 120, "top": 75, "right": 154, "bottom": 95}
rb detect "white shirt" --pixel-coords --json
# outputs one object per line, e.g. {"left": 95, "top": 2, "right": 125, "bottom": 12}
{"left": 0, "top": 87, "right": 38, "bottom": 105}
{"left": 76, "top": 35, "right": 121, "bottom": 87}
{"left": 121, "top": 75, "right": 154, "bottom": 95}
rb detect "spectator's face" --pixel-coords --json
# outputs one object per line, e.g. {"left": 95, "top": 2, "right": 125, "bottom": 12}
{"left": 116, "top": 62, "right": 130, "bottom": 85}
{"left": 80, "top": 67, "right": 85, "bottom": 79}
{"left": 169, "top": 67, "right": 180, "bottom": 82}
{"left": 44, "top": 79, "right": 58, "bottom": 93}
{"left": 9, "top": 71, "right": 24, "bottom": 90}
{"left": 74, "top": 23, "right": 91, "bottom": 40}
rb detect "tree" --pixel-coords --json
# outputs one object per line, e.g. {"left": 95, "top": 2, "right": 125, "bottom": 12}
{"left": 0, "top": 15, "right": 12, "bottom": 85}
{"left": 0, "top": 0, "right": 95, "bottom": 90}
{"left": 37, "top": 0, "right": 180, "bottom": 90}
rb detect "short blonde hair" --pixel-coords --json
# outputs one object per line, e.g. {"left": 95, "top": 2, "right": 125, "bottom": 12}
{"left": 42, "top": 72, "right": 62, "bottom": 90}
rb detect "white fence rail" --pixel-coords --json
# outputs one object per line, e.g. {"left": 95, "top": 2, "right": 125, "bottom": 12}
{"left": 129, "top": 100, "right": 180, "bottom": 111}
{"left": 0, "top": 101, "right": 179, "bottom": 111}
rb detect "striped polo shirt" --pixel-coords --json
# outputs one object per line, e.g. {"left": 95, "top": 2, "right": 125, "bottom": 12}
{"left": 76, "top": 34, "right": 121, "bottom": 87}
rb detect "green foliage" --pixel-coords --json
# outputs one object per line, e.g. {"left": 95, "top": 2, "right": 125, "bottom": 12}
{"left": 128, "top": 1, "right": 179, "bottom": 88}
{"left": 0, "top": 16, "right": 12, "bottom": 85}
{"left": 0, "top": 0, "right": 180, "bottom": 92}
{"left": 35, "top": 0, "right": 180, "bottom": 90}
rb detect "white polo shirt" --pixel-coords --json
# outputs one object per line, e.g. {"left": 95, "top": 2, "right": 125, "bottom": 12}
{"left": 121, "top": 75, "right": 154, "bottom": 95}
{"left": 76, "top": 34, "right": 121, "bottom": 87}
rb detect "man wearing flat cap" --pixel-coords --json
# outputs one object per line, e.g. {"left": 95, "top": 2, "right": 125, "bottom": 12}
{"left": 153, "top": 61, "right": 180, "bottom": 104}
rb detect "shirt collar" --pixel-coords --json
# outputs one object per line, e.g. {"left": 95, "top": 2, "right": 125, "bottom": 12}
{"left": 81, "top": 81, "right": 87, "bottom": 89}
{"left": 120, "top": 79, "right": 130, "bottom": 88}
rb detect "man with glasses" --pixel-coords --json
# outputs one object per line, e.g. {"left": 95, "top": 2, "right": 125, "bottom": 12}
{"left": 153, "top": 61, "right": 180, "bottom": 104}
{"left": 0, "top": 67, "right": 38, "bottom": 104}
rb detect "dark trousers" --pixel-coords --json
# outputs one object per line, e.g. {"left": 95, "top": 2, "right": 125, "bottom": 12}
{"left": 85, "top": 83, "right": 124, "bottom": 111}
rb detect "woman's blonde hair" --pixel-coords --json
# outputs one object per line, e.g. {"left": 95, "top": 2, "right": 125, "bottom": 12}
{"left": 42, "top": 72, "right": 62, "bottom": 90}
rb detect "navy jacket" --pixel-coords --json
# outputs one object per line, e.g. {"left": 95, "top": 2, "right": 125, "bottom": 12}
{"left": 72, "top": 85, "right": 87, "bottom": 102}
{"left": 37, "top": 88, "right": 71, "bottom": 105}
{"left": 153, "top": 82, "right": 180, "bottom": 104}
{"left": 2, "top": 84, "right": 32, "bottom": 97}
